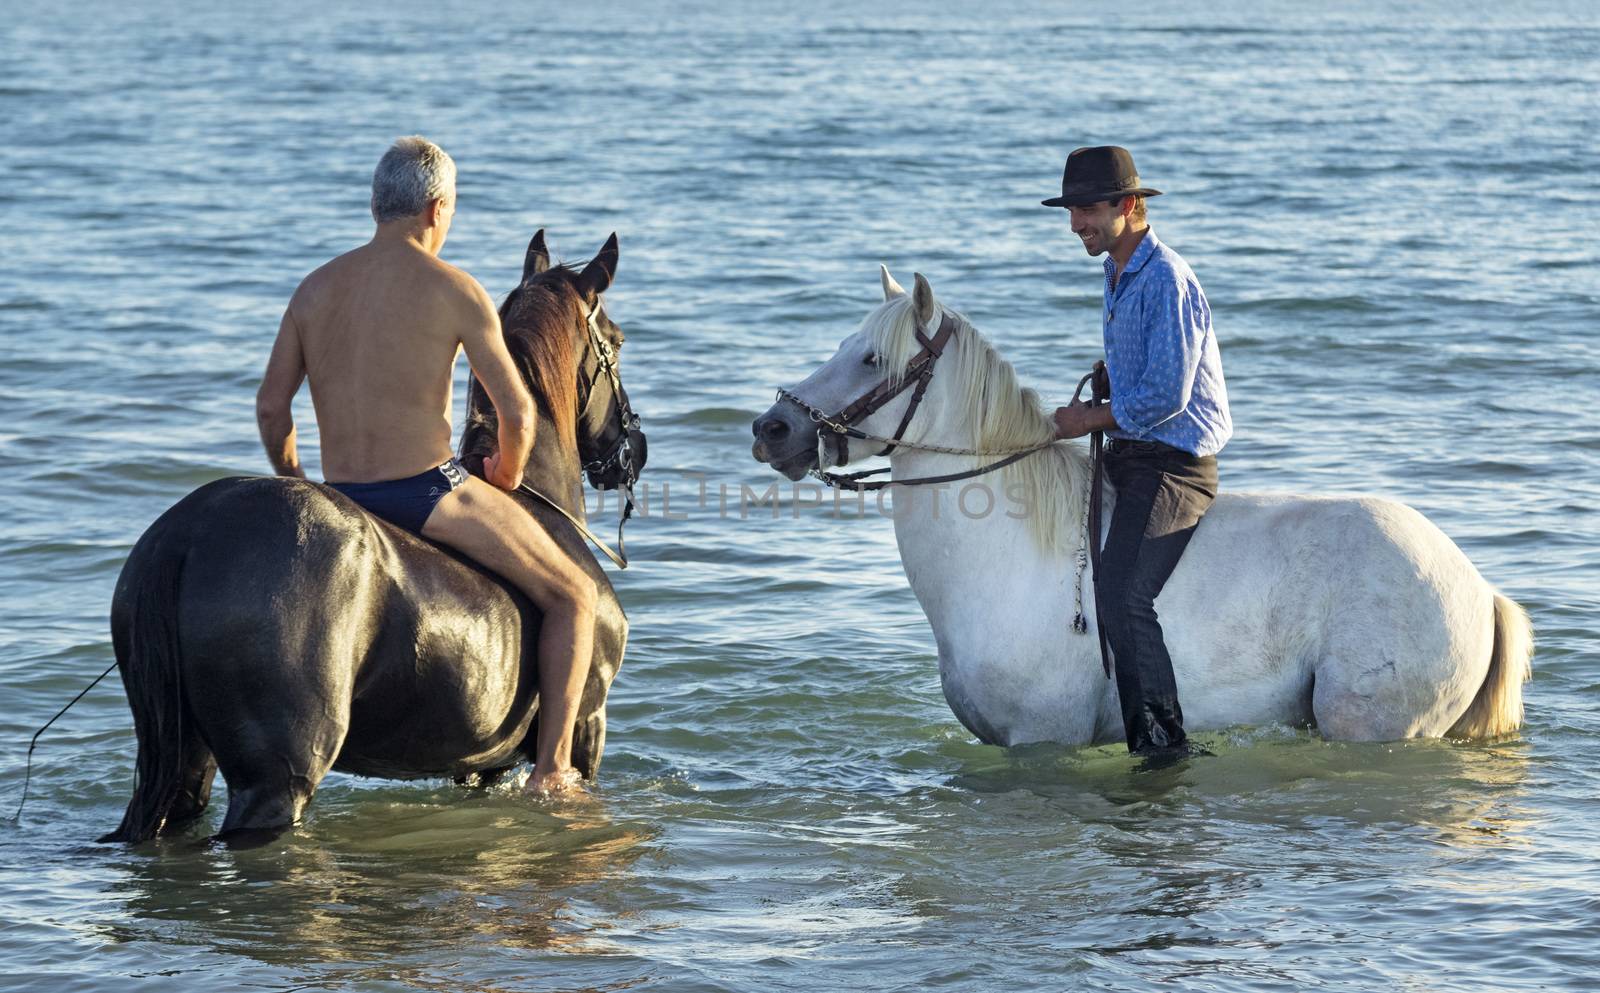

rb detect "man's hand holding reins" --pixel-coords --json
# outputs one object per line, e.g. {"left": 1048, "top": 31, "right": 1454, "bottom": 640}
{"left": 1053, "top": 399, "right": 1119, "bottom": 440}
{"left": 483, "top": 452, "right": 522, "bottom": 491}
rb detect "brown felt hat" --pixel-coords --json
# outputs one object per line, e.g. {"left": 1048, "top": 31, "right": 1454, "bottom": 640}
{"left": 1041, "top": 145, "right": 1163, "bottom": 208}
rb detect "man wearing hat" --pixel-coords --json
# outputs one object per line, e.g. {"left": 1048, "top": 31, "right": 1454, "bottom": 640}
{"left": 1044, "top": 145, "right": 1232, "bottom": 758}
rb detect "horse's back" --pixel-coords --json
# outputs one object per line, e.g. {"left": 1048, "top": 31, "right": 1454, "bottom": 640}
{"left": 1189, "top": 490, "right": 1490, "bottom": 617}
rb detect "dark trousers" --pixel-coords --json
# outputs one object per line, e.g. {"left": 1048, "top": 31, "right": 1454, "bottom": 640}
{"left": 1095, "top": 439, "right": 1218, "bottom": 753}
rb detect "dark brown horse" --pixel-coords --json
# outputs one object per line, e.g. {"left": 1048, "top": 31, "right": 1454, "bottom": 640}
{"left": 101, "top": 231, "right": 645, "bottom": 845}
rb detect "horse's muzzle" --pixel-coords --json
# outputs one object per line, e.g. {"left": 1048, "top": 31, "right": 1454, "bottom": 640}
{"left": 752, "top": 398, "right": 820, "bottom": 476}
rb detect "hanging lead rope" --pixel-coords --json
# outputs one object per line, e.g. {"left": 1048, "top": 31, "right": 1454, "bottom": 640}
{"left": 10, "top": 660, "right": 118, "bottom": 824}
{"left": 1067, "top": 360, "right": 1115, "bottom": 678}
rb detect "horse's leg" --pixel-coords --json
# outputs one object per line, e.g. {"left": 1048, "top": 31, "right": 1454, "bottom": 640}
{"left": 212, "top": 720, "right": 344, "bottom": 846}
{"left": 456, "top": 766, "right": 515, "bottom": 788}
{"left": 1310, "top": 662, "right": 1413, "bottom": 741}
{"left": 160, "top": 722, "right": 217, "bottom": 833}
{"left": 213, "top": 703, "right": 347, "bottom": 844}
{"left": 570, "top": 593, "right": 627, "bottom": 780}
{"left": 201, "top": 661, "right": 351, "bottom": 846}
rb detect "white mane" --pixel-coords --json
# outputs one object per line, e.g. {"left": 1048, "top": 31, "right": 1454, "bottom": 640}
{"left": 861, "top": 295, "right": 1090, "bottom": 556}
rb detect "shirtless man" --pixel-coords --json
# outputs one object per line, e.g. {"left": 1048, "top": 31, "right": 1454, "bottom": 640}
{"left": 254, "top": 136, "right": 597, "bottom": 796}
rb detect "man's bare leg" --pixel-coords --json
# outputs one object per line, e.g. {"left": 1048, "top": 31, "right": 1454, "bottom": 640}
{"left": 422, "top": 477, "right": 598, "bottom": 794}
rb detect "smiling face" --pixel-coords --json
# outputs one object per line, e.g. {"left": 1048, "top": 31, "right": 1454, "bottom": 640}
{"left": 1068, "top": 198, "right": 1125, "bottom": 257}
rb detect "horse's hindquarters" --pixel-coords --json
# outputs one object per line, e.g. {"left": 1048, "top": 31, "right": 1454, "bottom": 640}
{"left": 1164, "top": 493, "right": 1515, "bottom": 741}
{"left": 108, "top": 477, "right": 549, "bottom": 839}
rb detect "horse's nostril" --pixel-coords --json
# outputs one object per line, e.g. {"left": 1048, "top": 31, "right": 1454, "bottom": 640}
{"left": 757, "top": 417, "right": 791, "bottom": 443}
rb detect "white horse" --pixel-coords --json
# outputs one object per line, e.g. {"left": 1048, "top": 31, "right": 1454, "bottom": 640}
{"left": 751, "top": 267, "right": 1531, "bottom": 748}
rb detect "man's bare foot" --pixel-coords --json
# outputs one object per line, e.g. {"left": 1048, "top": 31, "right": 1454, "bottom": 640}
{"left": 526, "top": 766, "right": 585, "bottom": 798}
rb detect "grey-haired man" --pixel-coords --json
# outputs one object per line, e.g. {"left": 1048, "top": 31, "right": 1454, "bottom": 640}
{"left": 254, "top": 136, "right": 596, "bottom": 795}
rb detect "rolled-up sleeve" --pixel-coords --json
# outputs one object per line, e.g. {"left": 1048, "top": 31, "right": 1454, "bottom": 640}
{"left": 1110, "top": 276, "right": 1209, "bottom": 438}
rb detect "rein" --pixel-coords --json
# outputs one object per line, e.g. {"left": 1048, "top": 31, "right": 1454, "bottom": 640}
{"left": 516, "top": 481, "right": 630, "bottom": 570}
{"left": 1068, "top": 360, "right": 1114, "bottom": 678}
{"left": 780, "top": 310, "right": 1054, "bottom": 492}
{"left": 799, "top": 445, "right": 1045, "bottom": 493}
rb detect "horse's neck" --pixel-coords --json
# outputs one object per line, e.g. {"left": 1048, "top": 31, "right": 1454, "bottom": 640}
{"left": 883, "top": 415, "right": 1088, "bottom": 621}
{"left": 463, "top": 392, "right": 585, "bottom": 518}
{"left": 524, "top": 443, "right": 585, "bottom": 516}
{"left": 886, "top": 450, "right": 1035, "bottom": 596}
{"left": 885, "top": 444, "right": 1111, "bottom": 741}
{"left": 521, "top": 396, "right": 586, "bottom": 516}
{"left": 880, "top": 358, "right": 1048, "bottom": 573}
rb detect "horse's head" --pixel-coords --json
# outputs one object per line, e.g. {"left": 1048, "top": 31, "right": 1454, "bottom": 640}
{"left": 753, "top": 266, "right": 955, "bottom": 480}
{"left": 466, "top": 230, "right": 646, "bottom": 490}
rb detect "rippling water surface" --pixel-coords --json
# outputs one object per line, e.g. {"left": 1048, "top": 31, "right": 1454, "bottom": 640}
{"left": 3, "top": 1, "right": 1598, "bottom": 990}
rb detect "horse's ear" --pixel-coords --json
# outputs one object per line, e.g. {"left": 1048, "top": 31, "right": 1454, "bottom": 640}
{"left": 522, "top": 229, "right": 550, "bottom": 283}
{"left": 880, "top": 264, "right": 907, "bottom": 301}
{"left": 912, "top": 272, "right": 937, "bottom": 326}
{"left": 578, "top": 233, "right": 619, "bottom": 302}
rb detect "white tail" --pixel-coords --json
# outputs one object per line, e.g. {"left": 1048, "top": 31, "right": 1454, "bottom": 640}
{"left": 1447, "top": 593, "right": 1533, "bottom": 739}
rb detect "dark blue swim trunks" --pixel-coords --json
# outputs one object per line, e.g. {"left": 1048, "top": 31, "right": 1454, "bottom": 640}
{"left": 328, "top": 458, "right": 469, "bottom": 535}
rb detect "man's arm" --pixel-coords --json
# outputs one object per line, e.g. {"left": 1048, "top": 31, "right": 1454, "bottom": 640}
{"left": 458, "top": 284, "right": 536, "bottom": 490}
{"left": 256, "top": 307, "right": 308, "bottom": 478}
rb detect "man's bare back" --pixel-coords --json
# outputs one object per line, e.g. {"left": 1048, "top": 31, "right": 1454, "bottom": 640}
{"left": 289, "top": 242, "right": 491, "bottom": 482}
{"left": 262, "top": 233, "right": 524, "bottom": 482}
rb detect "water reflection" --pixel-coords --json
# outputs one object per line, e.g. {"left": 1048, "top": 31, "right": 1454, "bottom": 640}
{"left": 97, "top": 785, "right": 656, "bottom": 987}
{"left": 903, "top": 729, "right": 1544, "bottom": 987}
{"left": 946, "top": 728, "right": 1535, "bottom": 837}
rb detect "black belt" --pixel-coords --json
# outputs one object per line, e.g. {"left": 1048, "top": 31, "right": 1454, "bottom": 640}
{"left": 1107, "top": 438, "right": 1195, "bottom": 457}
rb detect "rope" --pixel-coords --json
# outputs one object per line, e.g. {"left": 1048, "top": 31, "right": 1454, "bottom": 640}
{"left": 1068, "top": 367, "right": 1097, "bottom": 635}
{"left": 516, "top": 482, "right": 631, "bottom": 569}
{"left": 10, "top": 660, "right": 118, "bottom": 824}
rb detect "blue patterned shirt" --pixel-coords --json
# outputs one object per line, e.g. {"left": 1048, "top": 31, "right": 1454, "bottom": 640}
{"left": 1100, "top": 228, "right": 1232, "bottom": 457}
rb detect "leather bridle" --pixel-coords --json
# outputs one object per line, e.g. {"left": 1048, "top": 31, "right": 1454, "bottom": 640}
{"left": 777, "top": 309, "right": 1052, "bottom": 491}
{"left": 575, "top": 300, "right": 643, "bottom": 490}
{"left": 781, "top": 309, "right": 960, "bottom": 465}
{"left": 517, "top": 299, "right": 640, "bottom": 569}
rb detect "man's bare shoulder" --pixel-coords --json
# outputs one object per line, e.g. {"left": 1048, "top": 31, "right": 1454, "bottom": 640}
{"left": 289, "top": 244, "right": 492, "bottom": 319}
{"left": 424, "top": 255, "right": 498, "bottom": 316}
{"left": 286, "top": 245, "right": 369, "bottom": 316}
{"left": 294, "top": 244, "right": 367, "bottom": 289}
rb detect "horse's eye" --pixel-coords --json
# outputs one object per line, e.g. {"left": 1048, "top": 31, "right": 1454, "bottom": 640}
{"left": 863, "top": 353, "right": 880, "bottom": 367}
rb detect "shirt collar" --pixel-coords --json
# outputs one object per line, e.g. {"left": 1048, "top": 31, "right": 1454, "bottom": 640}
{"left": 1101, "top": 227, "right": 1159, "bottom": 284}
{"left": 1123, "top": 227, "right": 1159, "bottom": 274}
